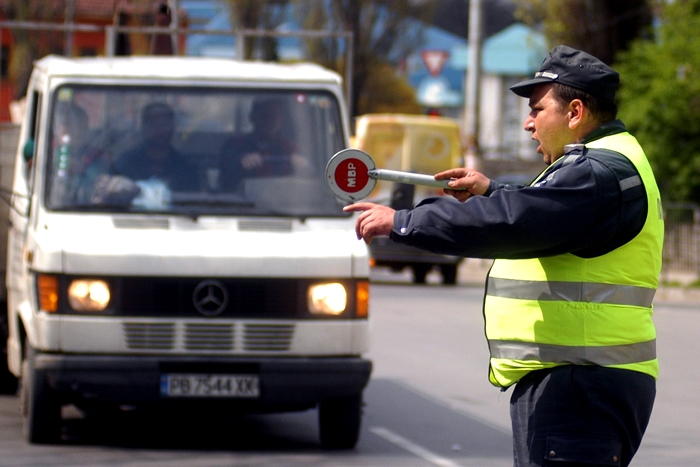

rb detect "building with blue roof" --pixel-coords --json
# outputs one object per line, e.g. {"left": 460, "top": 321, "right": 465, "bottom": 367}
{"left": 408, "top": 22, "right": 547, "bottom": 160}
{"left": 178, "top": 1, "right": 547, "bottom": 161}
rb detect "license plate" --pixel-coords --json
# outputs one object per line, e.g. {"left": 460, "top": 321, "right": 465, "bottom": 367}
{"left": 160, "top": 374, "right": 260, "bottom": 398}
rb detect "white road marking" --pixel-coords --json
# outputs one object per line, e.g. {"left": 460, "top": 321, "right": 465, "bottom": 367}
{"left": 370, "top": 426, "right": 464, "bottom": 467}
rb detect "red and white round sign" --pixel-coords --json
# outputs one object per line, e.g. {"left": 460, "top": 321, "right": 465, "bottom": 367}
{"left": 325, "top": 149, "right": 377, "bottom": 202}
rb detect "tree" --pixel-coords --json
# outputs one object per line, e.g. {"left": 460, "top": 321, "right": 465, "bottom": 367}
{"left": 513, "top": 0, "right": 653, "bottom": 64}
{"left": 291, "top": 0, "right": 435, "bottom": 117}
{"left": 431, "top": 0, "right": 517, "bottom": 39}
{"left": 356, "top": 62, "right": 423, "bottom": 115}
{"left": 2, "top": 0, "right": 62, "bottom": 100}
{"left": 224, "top": 0, "right": 287, "bottom": 60}
{"left": 616, "top": 0, "right": 700, "bottom": 204}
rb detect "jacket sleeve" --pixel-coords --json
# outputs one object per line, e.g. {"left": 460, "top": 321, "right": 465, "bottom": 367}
{"left": 390, "top": 154, "right": 645, "bottom": 260}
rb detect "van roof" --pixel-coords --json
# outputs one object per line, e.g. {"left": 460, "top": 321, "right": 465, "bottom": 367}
{"left": 33, "top": 55, "right": 343, "bottom": 85}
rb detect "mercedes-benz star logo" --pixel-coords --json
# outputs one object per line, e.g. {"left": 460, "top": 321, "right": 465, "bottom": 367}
{"left": 193, "top": 280, "right": 229, "bottom": 317}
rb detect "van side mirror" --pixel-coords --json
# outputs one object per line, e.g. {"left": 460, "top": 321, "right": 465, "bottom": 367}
{"left": 22, "top": 139, "right": 35, "bottom": 162}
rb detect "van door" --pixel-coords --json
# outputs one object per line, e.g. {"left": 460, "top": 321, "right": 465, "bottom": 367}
{"left": 6, "top": 88, "right": 42, "bottom": 374}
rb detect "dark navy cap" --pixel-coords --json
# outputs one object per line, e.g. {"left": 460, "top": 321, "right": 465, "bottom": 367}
{"left": 510, "top": 45, "right": 619, "bottom": 102}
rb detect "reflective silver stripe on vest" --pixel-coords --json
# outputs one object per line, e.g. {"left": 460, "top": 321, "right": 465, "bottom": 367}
{"left": 489, "top": 339, "right": 656, "bottom": 365}
{"left": 487, "top": 277, "right": 656, "bottom": 308}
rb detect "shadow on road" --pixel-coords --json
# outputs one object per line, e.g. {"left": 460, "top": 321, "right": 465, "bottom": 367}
{"left": 2, "top": 377, "right": 512, "bottom": 465}
{"left": 363, "top": 378, "right": 512, "bottom": 462}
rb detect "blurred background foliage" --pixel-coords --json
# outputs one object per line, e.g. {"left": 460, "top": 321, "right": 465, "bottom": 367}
{"left": 513, "top": 0, "right": 653, "bottom": 64}
{"left": 226, "top": 0, "right": 435, "bottom": 116}
{"left": 516, "top": 0, "right": 700, "bottom": 205}
{"left": 616, "top": 0, "right": 700, "bottom": 205}
{"left": 4, "top": 0, "right": 700, "bottom": 203}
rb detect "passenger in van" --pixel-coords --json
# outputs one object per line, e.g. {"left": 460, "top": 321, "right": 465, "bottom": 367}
{"left": 219, "top": 97, "right": 309, "bottom": 191}
{"left": 114, "top": 102, "right": 197, "bottom": 192}
{"left": 49, "top": 103, "right": 115, "bottom": 206}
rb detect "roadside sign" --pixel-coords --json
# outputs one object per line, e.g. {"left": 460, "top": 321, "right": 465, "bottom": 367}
{"left": 421, "top": 50, "right": 450, "bottom": 76}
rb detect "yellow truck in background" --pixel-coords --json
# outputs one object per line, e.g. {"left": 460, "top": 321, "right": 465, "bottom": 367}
{"left": 350, "top": 114, "right": 464, "bottom": 284}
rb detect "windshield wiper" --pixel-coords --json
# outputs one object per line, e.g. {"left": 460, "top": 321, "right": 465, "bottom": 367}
{"left": 170, "top": 199, "right": 255, "bottom": 208}
{"left": 54, "top": 203, "right": 132, "bottom": 212}
{"left": 170, "top": 193, "right": 254, "bottom": 207}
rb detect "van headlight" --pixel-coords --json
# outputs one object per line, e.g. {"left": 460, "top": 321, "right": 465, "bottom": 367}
{"left": 68, "top": 279, "right": 111, "bottom": 312}
{"left": 307, "top": 283, "right": 347, "bottom": 315}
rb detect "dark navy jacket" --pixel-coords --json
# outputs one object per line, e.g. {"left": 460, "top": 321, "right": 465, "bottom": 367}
{"left": 390, "top": 120, "right": 648, "bottom": 260}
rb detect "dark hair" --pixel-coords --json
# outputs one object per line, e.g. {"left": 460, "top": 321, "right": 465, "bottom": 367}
{"left": 58, "top": 103, "right": 88, "bottom": 129}
{"left": 142, "top": 102, "right": 174, "bottom": 122}
{"left": 251, "top": 98, "right": 284, "bottom": 120}
{"left": 551, "top": 82, "right": 618, "bottom": 124}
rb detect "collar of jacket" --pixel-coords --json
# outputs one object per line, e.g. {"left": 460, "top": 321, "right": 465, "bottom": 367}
{"left": 579, "top": 119, "right": 627, "bottom": 145}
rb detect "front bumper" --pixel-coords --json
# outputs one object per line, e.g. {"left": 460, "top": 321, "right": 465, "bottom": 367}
{"left": 36, "top": 353, "right": 372, "bottom": 411}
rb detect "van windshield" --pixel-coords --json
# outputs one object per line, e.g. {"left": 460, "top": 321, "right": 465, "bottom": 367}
{"left": 45, "top": 85, "right": 348, "bottom": 217}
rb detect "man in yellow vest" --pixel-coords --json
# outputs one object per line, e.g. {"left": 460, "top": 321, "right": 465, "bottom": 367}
{"left": 345, "top": 45, "right": 663, "bottom": 467}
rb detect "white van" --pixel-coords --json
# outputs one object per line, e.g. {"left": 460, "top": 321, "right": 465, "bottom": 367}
{"left": 4, "top": 55, "right": 371, "bottom": 447}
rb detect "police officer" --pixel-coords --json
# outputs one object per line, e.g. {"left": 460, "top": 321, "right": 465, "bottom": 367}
{"left": 345, "top": 45, "right": 663, "bottom": 467}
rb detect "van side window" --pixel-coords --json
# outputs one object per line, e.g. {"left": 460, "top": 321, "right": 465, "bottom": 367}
{"left": 24, "top": 90, "right": 42, "bottom": 187}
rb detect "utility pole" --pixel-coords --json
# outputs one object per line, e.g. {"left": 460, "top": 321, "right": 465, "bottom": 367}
{"left": 65, "top": 0, "right": 75, "bottom": 56}
{"left": 168, "top": 0, "right": 179, "bottom": 54}
{"left": 464, "top": 0, "right": 482, "bottom": 167}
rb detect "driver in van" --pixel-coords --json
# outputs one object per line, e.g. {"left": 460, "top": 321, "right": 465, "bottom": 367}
{"left": 219, "top": 97, "right": 309, "bottom": 191}
{"left": 115, "top": 102, "right": 197, "bottom": 192}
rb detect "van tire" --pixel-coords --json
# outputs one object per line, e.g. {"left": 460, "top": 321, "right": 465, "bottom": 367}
{"left": 440, "top": 264, "right": 458, "bottom": 285}
{"left": 318, "top": 394, "right": 362, "bottom": 449}
{"left": 21, "top": 346, "right": 61, "bottom": 444}
{"left": 0, "top": 315, "right": 18, "bottom": 394}
{"left": 412, "top": 264, "right": 431, "bottom": 284}
{"left": 0, "top": 367, "right": 17, "bottom": 394}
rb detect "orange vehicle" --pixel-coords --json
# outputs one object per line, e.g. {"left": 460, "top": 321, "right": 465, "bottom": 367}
{"left": 351, "top": 114, "right": 464, "bottom": 284}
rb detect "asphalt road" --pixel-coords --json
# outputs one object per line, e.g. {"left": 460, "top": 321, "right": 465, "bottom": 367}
{"left": 0, "top": 270, "right": 698, "bottom": 466}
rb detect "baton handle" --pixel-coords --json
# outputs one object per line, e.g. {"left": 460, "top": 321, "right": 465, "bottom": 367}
{"left": 367, "top": 169, "right": 465, "bottom": 190}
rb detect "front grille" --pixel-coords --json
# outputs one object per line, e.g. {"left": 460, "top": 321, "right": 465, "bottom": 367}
{"left": 122, "top": 321, "right": 296, "bottom": 352}
{"left": 55, "top": 276, "right": 360, "bottom": 320}
{"left": 123, "top": 322, "right": 175, "bottom": 349}
{"left": 184, "top": 323, "right": 235, "bottom": 351}
{"left": 118, "top": 278, "right": 300, "bottom": 318}
{"left": 243, "top": 324, "right": 294, "bottom": 351}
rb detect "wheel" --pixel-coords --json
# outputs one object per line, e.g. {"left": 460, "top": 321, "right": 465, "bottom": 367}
{"left": 412, "top": 264, "right": 431, "bottom": 284}
{"left": 0, "top": 317, "right": 18, "bottom": 395}
{"left": 440, "top": 264, "right": 458, "bottom": 285}
{"left": 318, "top": 394, "right": 362, "bottom": 449}
{"left": 21, "top": 345, "right": 62, "bottom": 444}
{"left": 0, "top": 361, "right": 17, "bottom": 395}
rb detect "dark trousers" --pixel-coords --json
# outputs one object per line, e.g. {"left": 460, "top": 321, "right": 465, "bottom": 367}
{"left": 510, "top": 365, "right": 655, "bottom": 467}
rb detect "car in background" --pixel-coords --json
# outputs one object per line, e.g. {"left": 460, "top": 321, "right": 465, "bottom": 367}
{"left": 351, "top": 114, "right": 464, "bottom": 285}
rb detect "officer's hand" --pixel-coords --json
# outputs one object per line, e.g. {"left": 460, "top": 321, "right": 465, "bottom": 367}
{"left": 343, "top": 202, "right": 395, "bottom": 245}
{"left": 435, "top": 168, "right": 491, "bottom": 202}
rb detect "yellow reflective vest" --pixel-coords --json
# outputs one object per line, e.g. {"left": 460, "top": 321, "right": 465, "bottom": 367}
{"left": 485, "top": 132, "right": 664, "bottom": 388}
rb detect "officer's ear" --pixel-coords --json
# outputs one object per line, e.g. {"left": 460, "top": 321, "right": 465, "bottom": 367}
{"left": 567, "top": 99, "right": 585, "bottom": 129}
